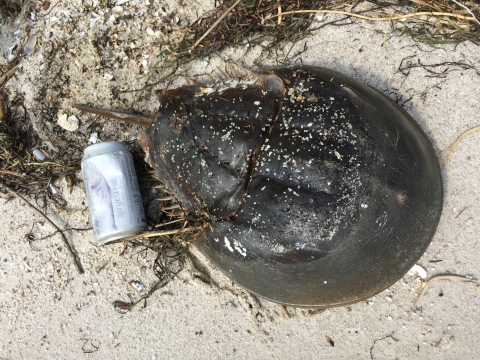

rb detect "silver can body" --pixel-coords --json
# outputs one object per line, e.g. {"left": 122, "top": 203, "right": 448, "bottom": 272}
{"left": 81, "top": 141, "right": 146, "bottom": 244}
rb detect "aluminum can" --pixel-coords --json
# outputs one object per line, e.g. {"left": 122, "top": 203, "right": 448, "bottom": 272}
{"left": 81, "top": 141, "right": 146, "bottom": 244}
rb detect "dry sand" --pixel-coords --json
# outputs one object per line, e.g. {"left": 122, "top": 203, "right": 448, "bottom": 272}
{"left": 1, "top": 1, "right": 479, "bottom": 358}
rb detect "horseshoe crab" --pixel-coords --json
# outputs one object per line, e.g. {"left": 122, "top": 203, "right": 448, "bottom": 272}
{"left": 75, "top": 65, "right": 443, "bottom": 307}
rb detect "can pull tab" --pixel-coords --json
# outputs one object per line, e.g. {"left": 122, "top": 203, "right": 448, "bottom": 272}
{"left": 73, "top": 104, "right": 155, "bottom": 128}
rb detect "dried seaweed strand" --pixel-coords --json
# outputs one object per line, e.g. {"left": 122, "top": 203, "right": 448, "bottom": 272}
{"left": 192, "top": 0, "right": 243, "bottom": 50}
{"left": 2, "top": 185, "right": 84, "bottom": 274}
{"left": 441, "top": 125, "right": 480, "bottom": 167}
{"left": 413, "top": 275, "right": 477, "bottom": 310}
{"left": 270, "top": 9, "right": 476, "bottom": 22}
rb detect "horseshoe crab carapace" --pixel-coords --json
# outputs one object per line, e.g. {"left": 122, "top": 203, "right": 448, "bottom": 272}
{"left": 75, "top": 65, "right": 443, "bottom": 307}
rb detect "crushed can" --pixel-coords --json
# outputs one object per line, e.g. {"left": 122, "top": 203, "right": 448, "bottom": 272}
{"left": 81, "top": 141, "right": 146, "bottom": 244}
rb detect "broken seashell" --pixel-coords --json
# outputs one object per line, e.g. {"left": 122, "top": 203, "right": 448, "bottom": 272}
{"left": 57, "top": 110, "right": 79, "bottom": 131}
{"left": 408, "top": 264, "right": 427, "bottom": 279}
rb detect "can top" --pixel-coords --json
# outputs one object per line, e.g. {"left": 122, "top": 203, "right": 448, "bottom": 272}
{"left": 83, "top": 141, "right": 127, "bottom": 159}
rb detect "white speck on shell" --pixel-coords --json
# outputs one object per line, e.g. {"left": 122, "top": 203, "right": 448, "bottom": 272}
{"left": 224, "top": 237, "right": 234, "bottom": 253}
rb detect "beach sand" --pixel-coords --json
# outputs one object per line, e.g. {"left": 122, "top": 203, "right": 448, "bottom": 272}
{"left": 1, "top": 1, "right": 479, "bottom": 358}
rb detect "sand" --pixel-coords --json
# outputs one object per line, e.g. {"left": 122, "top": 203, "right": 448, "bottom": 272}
{"left": 1, "top": 1, "right": 479, "bottom": 358}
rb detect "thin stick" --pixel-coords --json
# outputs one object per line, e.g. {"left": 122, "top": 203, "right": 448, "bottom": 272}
{"left": 191, "top": 0, "right": 243, "bottom": 51}
{"left": 0, "top": 94, "right": 5, "bottom": 120}
{"left": 162, "top": 204, "right": 181, "bottom": 211}
{"left": 269, "top": 9, "right": 476, "bottom": 22}
{"left": 412, "top": 275, "right": 476, "bottom": 310}
{"left": 120, "top": 227, "right": 202, "bottom": 242}
{"left": 25, "top": 161, "right": 77, "bottom": 167}
{"left": 155, "top": 218, "right": 186, "bottom": 228}
{"left": 277, "top": 0, "right": 282, "bottom": 24}
{"left": 0, "top": 169, "right": 24, "bottom": 178}
{"left": 0, "top": 64, "right": 20, "bottom": 86}
{"left": 2, "top": 186, "right": 84, "bottom": 274}
{"left": 157, "top": 196, "right": 176, "bottom": 201}
{"left": 441, "top": 125, "right": 480, "bottom": 167}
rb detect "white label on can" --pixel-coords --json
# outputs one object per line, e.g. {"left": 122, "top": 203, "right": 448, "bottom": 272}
{"left": 82, "top": 150, "right": 146, "bottom": 241}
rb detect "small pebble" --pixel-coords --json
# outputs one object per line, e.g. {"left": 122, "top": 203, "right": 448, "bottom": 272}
{"left": 32, "top": 149, "right": 46, "bottom": 161}
{"left": 130, "top": 280, "right": 145, "bottom": 292}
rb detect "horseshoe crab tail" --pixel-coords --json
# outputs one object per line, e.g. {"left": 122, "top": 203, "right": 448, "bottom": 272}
{"left": 73, "top": 104, "right": 154, "bottom": 128}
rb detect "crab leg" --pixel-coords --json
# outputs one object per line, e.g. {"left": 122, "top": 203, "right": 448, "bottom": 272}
{"left": 73, "top": 104, "right": 155, "bottom": 128}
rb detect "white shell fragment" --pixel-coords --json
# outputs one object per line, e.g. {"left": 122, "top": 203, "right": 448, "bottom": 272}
{"left": 57, "top": 110, "right": 79, "bottom": 131}
{"left": 103, "top": 73, "right": 114, "bottom": 81}
{"left": 32, "top": 149, "right": 46, "bottom": 161}
{"left": 49, "top": 184, "right": 57, "bottom": 195}
{"left": 88, "top": 132, "right": 98, "bottom": 144}
{"left": 130, "top": 280, "right": 145, "bottom": 292}
{"left": 408, "top": 264, "right": 427, "bottom": 279}
{"left": 24, "top": 36, "right": 37, "bottom": 55}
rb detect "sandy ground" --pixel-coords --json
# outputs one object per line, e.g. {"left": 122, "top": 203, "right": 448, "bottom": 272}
{"left": 1, "top": 1, "right": 480, "bottom": 359}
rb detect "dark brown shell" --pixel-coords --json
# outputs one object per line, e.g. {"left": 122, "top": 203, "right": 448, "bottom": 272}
{"left": 138, "top": 65, "right": 443, "bottom": 307}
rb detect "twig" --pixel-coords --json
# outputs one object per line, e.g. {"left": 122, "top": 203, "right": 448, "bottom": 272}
{"left": 0, "top": 64, "right": 20, "bottom": 86}
{"left": 441, "top": 125, "right": 480, "bottom": 167}
{"left": 191, "top": 0, "right": 243, "bottom": 51}
{"left": 455, "top": 206, "right": 468, "bottom": 219}
{"left": 155, "top": 218, "right": 186, "bottom": 228}
{"left": 269, "top": 9, "right": 476, "bottom": 22}
{"left": 0, "top": 94, "right": 5, "bottom": 120}
{"left": 412, "top": 275, "right": 477, "bottom": 310}
{"left": 120, "top": 227, "right": 203, "bottom": 242}
{"left": 25, "top": 161, "right": 76, "bottom": 167}
{"left": 2, "top": 185, "right": 84, "bottom": 274}
{"left": 277, "top": 0, "right": 282, "bottom": 25}
{"left": 0, "top": 169, "right": 24, "bottom": 178}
